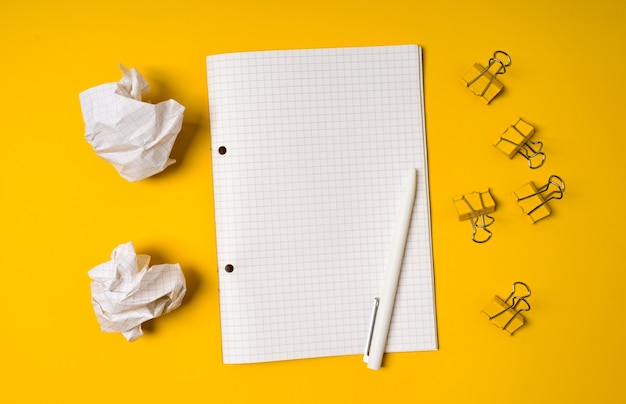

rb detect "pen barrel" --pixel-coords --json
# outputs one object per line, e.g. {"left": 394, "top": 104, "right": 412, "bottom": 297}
{"left": 367, "top": 168, "right": 417, "bottom": 370}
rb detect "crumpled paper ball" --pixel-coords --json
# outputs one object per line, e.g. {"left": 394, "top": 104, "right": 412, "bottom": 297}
{"left": 88, "top": 242, "right": 186, "bottom": 341}
{"left": 78, "top": 65, "right": 185, "bottom": 181}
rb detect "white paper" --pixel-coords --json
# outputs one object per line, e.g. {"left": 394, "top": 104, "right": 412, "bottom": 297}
{"left": 79, "top": 65, "right": 185, "bottom": 181}
{"left": 208, "top": 45, "right": 437, "bottom": 364}
{"left": 88, "top": 242, "right": 186, "bottom": 341}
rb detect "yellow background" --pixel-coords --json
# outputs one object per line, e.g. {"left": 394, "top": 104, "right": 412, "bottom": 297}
{"left": 2, "top": 1, "right": 625, "bottom": 402}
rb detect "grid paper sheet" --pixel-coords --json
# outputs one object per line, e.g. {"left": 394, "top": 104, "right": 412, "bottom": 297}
{"left": 207, "top": 45, "right": 437, "bottom": 364}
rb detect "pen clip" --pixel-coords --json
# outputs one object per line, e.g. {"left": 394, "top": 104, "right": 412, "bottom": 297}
{"left": 363, "top": 297, "right": 380, "bottom": 363}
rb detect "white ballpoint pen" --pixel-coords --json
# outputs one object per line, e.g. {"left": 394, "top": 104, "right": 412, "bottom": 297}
{"left": 364, "top": 168, "right": 417, "bottom": 370}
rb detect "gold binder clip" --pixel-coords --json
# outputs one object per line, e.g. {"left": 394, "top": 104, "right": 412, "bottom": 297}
{"left": 481, "top": 282, "right": 531, "bottom": 335}
{"left": 462, "top": 50, "right": 512, "bottom": 104}
{"left": 494, "top": 117, "right": 546, "bottom": 169}
{"left": 453, "top": 189, "right": 496, "bottom": 243}
{"left": 514, "top": 175, "right": 565, "bottom": 223}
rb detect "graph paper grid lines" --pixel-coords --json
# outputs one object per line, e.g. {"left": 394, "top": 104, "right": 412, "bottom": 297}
{"left": 207, "top": 45, "right": 437, "bottom": 364}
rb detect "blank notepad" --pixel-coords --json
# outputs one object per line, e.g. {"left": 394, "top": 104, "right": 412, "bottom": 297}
{"left": 207, "top": 45, "right": 437, "bottom": 364}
